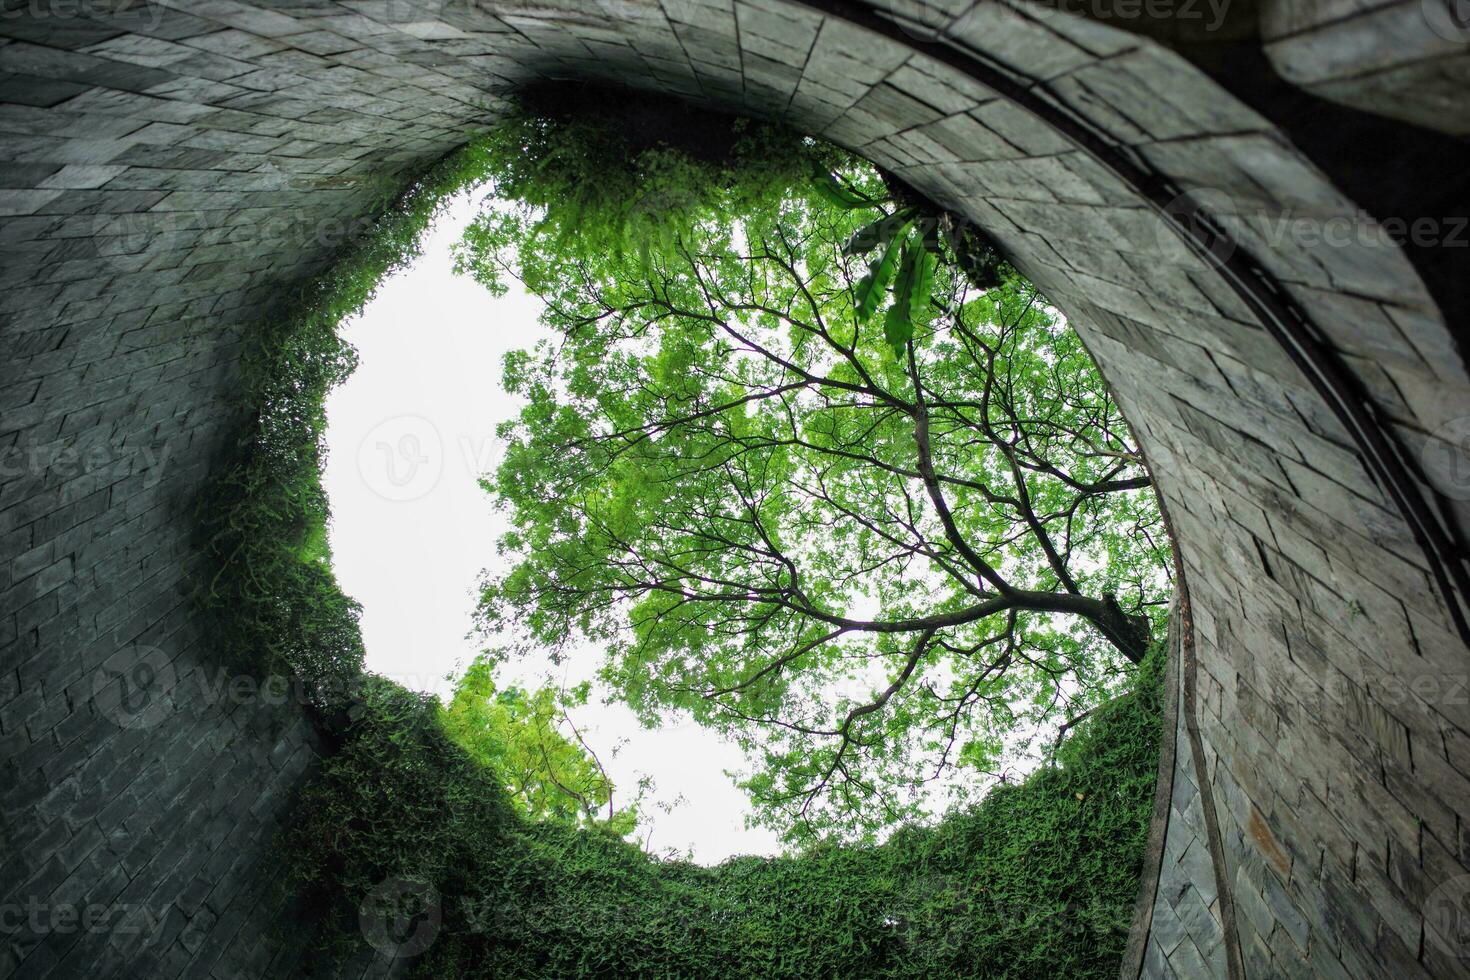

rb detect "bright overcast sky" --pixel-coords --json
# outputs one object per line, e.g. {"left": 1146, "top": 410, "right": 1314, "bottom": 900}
{"left": 321, "top": 190, "right": 782, "bottom": 864}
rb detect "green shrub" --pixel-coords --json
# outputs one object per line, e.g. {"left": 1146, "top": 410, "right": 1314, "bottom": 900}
{"left": 283, "top": 646, "right": 1164, "bottom": 978}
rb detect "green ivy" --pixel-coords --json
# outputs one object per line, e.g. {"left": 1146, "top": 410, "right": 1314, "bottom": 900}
{"left": 195, "top": 136, "right": 497, "bottom": 707}
{"left": 286, "top": 647, "right": 1164, "bottom": 978}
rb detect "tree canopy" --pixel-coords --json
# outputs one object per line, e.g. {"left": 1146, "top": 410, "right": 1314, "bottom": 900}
{"left": 457, "top": 92, "right": 1170, "bottom": 841}
{"left": 441, "top": 658, "right": 644, "bottom": 836}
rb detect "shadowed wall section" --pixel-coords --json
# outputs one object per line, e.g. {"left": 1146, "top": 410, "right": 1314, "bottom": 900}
{"left": 2, "top": 1, "right": 1468, "bottom": 977}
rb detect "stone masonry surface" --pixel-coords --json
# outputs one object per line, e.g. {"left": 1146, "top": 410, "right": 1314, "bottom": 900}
{"left": 2, "top": 1, "right": 1468, "bottom": 977}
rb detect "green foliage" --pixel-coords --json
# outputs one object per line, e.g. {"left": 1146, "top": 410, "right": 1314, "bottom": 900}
{"left": 461, "top": 121, "right": 1171, "bottom": 839}
{"left": 196, "top": 136, "right": 498, "bottom": 706}
{"left": 195, "top": 88, "right": 1170, "bottom": 978}
{"left": 455, "top": 84, "right": 847, "bottom": 291}
{"left": 820, "top": 168, "right": 1004, "bottom": 353}
{"left": 285, "top": 645, "right": 1166, "bottom": 978}
{"left": 441, "top": 657, "right": 642, "bottom": 835}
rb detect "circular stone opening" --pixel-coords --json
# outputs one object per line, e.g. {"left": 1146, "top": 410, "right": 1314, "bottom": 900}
{"left": 199, "top": 88, "right": 1173, "bottom": 973}
{"left": 3, "top": 3, "right": 1466, "bottom": 979}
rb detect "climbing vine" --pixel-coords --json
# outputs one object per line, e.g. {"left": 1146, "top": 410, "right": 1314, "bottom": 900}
{"left": 288, "top": 648, "right": 1164, "bottom": 978}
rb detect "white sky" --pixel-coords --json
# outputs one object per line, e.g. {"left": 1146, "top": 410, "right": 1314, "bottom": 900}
{"left": 322, "top": 190, "right": 782, "bottom": 863}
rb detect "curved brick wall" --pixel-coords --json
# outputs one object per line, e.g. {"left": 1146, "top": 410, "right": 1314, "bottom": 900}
{"left": 2, "top": 2, "right": 1467, "bottom": 977}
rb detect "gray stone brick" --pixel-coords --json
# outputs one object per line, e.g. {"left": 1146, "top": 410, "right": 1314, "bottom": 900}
{"left": 2, "top": 4, "right": 1467, "bottom": 980}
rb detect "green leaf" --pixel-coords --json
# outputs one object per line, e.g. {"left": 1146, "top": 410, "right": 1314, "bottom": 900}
{"left": 883, "top": 237, "right": 937, "bottom": 355}
{"left": 853, "top": 219, "right": 910, "bottom": 322}
{"left": 842, "top": 214, "right": 904, "bottom": 257}
{"left": 883, "top": 300, "right": 911, "bottom": 355}
{"left": 884, "top": 239, "right": 919, "bottom": 354}
{"left": 909, "top": 245, "right": 934, "bottom": 327}
{"left": 811, "top": 169, "right": 876, "bottom": 210}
